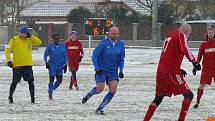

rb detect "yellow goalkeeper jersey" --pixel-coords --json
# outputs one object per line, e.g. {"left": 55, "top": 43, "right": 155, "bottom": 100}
{"left": 5, "top": 35, "right": 42, "bottom": 67}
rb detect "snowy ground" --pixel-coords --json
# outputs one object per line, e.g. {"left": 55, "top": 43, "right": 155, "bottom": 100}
{"left": 0, "top": 47, "right": 215, "bottom": 121}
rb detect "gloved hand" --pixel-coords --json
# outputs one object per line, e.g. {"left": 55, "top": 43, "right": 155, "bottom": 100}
{"left": 63, "top": 65, "right": 67, "bottom": 73}
{"left": 119, "top": 72, "right": 124, "bottom": 79}
{"left": 192, "top": 62, "right": 201, "bottom": 71}
{"left": 7, "top": 61, "right": 13, "bottom": 68}
{"left": 26, "top": 32, "right": 31, "bottom": 38}
{"left": 180, "top": 69, "right": 187, "bottom": 77}
{"left": 78, "top": 56, "right": 83, "bottom": 62}
{"left": 46, "top": 63, "right": 50, "bottom": 69}
{"left": 192, "top": 68, "right": 196, "bottom": 75}
{"left": 95, "top": 70, "right": 102, "bottom": 75}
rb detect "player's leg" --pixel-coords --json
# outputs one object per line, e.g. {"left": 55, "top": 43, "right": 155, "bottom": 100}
{"left": 47, "top": 69, "right": 56, "bottom": 99}
{"left": 143, "top": 96, "right": 164, "bottom": 121}
{"left": 95, "top": 80, "right": 118, "bottom": 114}
{"left": 9, "top": 68, "right": 22, "bottom": 103}
{"left": 193, "top": 71, "right": 211, "bottom": 108}
{"left": 53, "top": 75, "right": 62, "bottom": 90}
{"left": 48, "top": 76, "right": 55, "bottom": 99}
{"left": 23, "top": 67, "right": 35, "bottom": 103}
{"left": 193, "top": 84, "right": 206, "bottom": 109}
{"left": 178, "top": 90, "right": 194, "bottom": 121}
{"left": 71, "top": 70, "right": 79, "bottom": 90}
{"left": 95, "top": 71, "right": 119, "bottom": 114}
{"left": 82, "top": 73, "right": 106, "bottom": 104}
{"left": 69, "top": 72, "right": 73, "bottom": 90}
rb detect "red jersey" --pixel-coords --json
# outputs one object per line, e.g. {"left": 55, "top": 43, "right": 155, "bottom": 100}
{"left": 65, "top": 40, "right": 84, "bottom": 71}
{"left": 157, "top": 31, "right": 196, "bottom": 73}
{"left": 65, "top": 40, "right": 84, "bottom": 58}
{"left": 197, "top": 40, "right": 215, "bottom": 70}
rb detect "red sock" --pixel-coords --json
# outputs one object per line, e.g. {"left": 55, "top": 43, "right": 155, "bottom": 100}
{"left": 73, "top": 80, "right": 78, "bottom": 87}
{"left": 196, "top": 88, "right": 203, "bottom": 104}
{"left": 143, "top": 103, "right": 157, "bottom": 121}
{"left": 178, "top": 98, "right": 192, "bottom": 121}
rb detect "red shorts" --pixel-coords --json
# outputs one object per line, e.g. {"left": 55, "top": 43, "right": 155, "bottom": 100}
{"left": 156, "top": 71, "right": 190, "bottom": 97}
{"left": 68, "top": 58, "right": 79, "bottom": 71}
{"left": 200, "top": 69, "right": 215, "bottom": 85}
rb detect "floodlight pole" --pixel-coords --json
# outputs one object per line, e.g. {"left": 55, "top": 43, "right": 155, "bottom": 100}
{"left": 152, "top": 0, "right": 158, "bottom": 47}
{"left": 88, "top": 35, "right": 92, "bottom": 57}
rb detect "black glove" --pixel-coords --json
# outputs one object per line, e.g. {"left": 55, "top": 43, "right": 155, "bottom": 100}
{"left": 63, "top": 65, "right": 67, "bottom": 73}
{"left": 46, "top": 63, "right": 50, "bottom": 69}
{"left": 119, "top": 72, "right": 124, "bottom": 79}
{"left": 96, "top": 70, "right": 102, "bottom": 75}
{"left": 192, "top": 68, "right": 196, "bottom": 75}
{"left": 78, "top": 56, "right": 83, "bottom": 62}
{"left": 192, "top": 62, "right": 201, "bottom": 71}
{"left": 26, "top": 32, "right": 31, "bottom": 38}
{"left": 180, "top": 69, "right": 187, "bottom": 77}
{"left": 7, "top": 61, "right": 13, "bottom": 68}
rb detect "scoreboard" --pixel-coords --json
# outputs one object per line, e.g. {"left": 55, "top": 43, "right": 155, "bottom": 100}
{"left": 84, "top": 18, "right": 114, "bottom": 36}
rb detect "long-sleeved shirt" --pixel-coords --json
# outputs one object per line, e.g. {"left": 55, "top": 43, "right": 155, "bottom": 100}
{"left": 197, "top": 40, "right": 215, "bottom": 70}
{"left": 157, "top": 31, "right": 196, "bottom": 73}
{"left": 44, "top": 42, "right": 67, "bottom": 71}
{"left": 5, "top": 35, "right": 42, "bottom": 67}
{"left": 92, "top": 38, "right": 125, "bottom": 73}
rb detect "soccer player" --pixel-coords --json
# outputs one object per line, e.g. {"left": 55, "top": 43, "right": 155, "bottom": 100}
{"left": 81, "top": 26, "right": 125, "bottom": 115}
{"left": 5, "top": 26, "right": 42, "bottom": 103}
{"left": 143, "top": 23, "right": 201, "bottom": 121}
{"left": 193, "top": 28, "right": 215, "bottom": 109}
{"left": 65, "top": 31, "right": 84, "bottom": 90}
{"left": 44, "top": 34, "right": 67, "bottom": 99}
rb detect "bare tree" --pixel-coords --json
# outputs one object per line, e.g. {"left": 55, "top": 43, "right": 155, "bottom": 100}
{"left": 134, "top": 0, "right": 152, "bottom": 15}
{"left": 122, "top": 0, "right": 152, "bottom": 15}
{"left": 0, "top": 0, "right": 39, "bottom": 36}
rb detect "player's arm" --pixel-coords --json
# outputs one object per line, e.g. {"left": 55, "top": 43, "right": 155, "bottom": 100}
{"left": 5, "top": 38, "right": 15, "bottom": 62}
{"left": 119, "top": 42, "right": 125, "bottom": 73}
{"left": 92, "top": 40, "right": 105, "bottom": 71}
{"left": 63, "top": 45, "right": 68, "bottom": 65}
{"left": 179, "top": 33, "right": 196, "bottom": 62}
{"left": 30, "top": 35, "right": 42, "bottom": 46}
{"left": 179, "top": 33, "right": 201, "bottom": 71}
{"left": 43, "top": 45, "right": 50, "bottom": 64}
{"left": 65, "top": 42, "right": 70, "bottom": 58}
{"left": 196, "top": 42, "right": 204, "bottom": 63}
{"left": 80, "top": 42, "right": 84, "bottom": 57}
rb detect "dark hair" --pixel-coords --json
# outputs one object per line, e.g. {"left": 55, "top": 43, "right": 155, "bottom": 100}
{"left": 205, "top": 28, "right": 215, "bottom": 40}
{"left": 52, "top": 34, "right": 60, "bottom": 39}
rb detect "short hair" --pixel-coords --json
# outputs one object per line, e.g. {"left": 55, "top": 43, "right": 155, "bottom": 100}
{"left": 52, "top": 34, "right": 60, "bottom": 39}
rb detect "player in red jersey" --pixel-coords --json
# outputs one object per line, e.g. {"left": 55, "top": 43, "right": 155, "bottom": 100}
{"left": 193, "top": 28, "right": 215, "bottom": 109}
{"left": 143, "top": 23, "right": 201, "bottom": 121}
{"left": 65, "top": 31, "right": 84, "bottom": 90}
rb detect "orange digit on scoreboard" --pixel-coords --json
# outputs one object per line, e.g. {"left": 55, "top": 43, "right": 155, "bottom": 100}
{"left": 93, "top": 28, "right": 99, "bottom": 35}
{"left": 106, "top": 19, "right": 111, "bottom": 27}
{"left": 88, "top": 20, "right": 93, "bottom": 26}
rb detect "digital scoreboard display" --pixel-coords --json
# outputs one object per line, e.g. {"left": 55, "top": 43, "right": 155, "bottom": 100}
{"left": 84, "top": 18, "right": 114, "bottom": 36}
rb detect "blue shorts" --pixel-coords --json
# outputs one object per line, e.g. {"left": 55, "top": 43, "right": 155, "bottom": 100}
{"left": 95, "top": 70, "right": 118, "bottom": 84}
{"left": 49, "top": 69, "right": 63, "bottom": 77}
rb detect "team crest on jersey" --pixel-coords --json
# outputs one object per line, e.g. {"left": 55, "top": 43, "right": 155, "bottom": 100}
{"left": 68, "top": 46, "right": 79, "bottom": 49}
{"left": 205, "top": 48, "right": 215, "bottom": 53}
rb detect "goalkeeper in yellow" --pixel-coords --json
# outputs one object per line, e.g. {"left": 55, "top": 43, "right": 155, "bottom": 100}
{"left": 5, "top": 26, "right": 42, "bottom": 103}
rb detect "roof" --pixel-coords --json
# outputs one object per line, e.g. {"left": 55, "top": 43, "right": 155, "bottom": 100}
{"left": 183, "top": 20, "right": 215, "bottom": 24}
{"left": 20, "top": 1, "right": 99, "bottom": 17}
{"left": 176, "top": 20, "right": 215, "bottom": 24}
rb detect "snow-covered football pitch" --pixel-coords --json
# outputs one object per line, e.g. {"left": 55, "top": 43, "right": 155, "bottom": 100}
{"left": 0, "top": 47, "right": 214, "bottom": 121}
